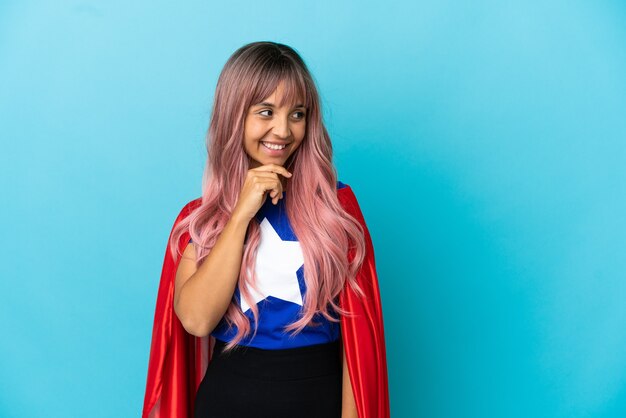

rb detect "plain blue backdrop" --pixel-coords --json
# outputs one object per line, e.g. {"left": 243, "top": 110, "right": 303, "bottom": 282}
{"left": 1, "top": 1, "right": 625, "bottom": 417}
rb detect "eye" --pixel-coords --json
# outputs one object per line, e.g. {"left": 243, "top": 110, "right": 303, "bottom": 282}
{"left": 259, "top": 109, "right": 272, "bottom": 117}
{"left": 293, "top": 111, "right": 306, "bottom": 120}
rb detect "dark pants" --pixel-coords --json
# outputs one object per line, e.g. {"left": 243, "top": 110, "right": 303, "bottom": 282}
{"left": 194, "top": 338, "right": 342, "bottom": 418}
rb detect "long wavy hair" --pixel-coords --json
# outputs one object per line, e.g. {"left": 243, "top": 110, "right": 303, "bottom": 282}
{"left": 169, "top": 41, "right": 367, "bottom": 352}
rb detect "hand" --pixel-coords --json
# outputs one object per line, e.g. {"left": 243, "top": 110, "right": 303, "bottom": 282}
{"left": 232, "top": 163, "right": 293, "bottom": 222}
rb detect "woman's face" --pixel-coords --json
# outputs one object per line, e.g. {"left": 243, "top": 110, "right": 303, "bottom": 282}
{"left": 243, "top": 81, "right": 307, "bottom": 170}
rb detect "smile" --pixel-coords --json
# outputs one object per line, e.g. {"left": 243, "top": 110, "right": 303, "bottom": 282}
{"left": 261, "top": 142, "right": 287, "bottom": 150}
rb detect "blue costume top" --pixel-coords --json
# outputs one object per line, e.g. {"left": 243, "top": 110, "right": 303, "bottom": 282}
{"left": 190, "top": 181, "right": 347, "bottom": 349}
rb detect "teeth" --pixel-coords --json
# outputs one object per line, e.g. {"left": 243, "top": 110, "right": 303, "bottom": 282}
{"left": 262, "top": 142, "right": 286, "bottom": 150}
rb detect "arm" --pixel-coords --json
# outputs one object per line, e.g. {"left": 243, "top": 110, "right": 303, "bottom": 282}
{"left": 341, "top": 334, "right": 359, "bottom": 418}
{"left": 173, "top": 213, "right": 250, "bottom": 337}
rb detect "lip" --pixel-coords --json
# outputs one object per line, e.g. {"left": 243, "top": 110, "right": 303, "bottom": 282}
{"left": 261, "top": 141, "right": 291, "bottom": 145}
{"left": 260, "top": 141, "right": 289, "bottom": 156}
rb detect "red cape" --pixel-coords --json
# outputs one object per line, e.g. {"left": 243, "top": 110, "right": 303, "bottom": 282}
{"left": 142, "top": 185, "right": 390, "bottom": 417}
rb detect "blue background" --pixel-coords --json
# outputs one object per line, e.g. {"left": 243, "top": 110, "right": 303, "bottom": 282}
{"left": 1, "top": 1, "right": 625, "bottom": 417}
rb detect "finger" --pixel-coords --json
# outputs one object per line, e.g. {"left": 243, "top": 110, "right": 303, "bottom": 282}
{"left": 260, "top": 183, "right": 281, "bottom": 205}
{"left": 257, "top": 180, "right": 283, "bottom": 198}
{"left": 251, "top": 173, "right": 284, "bottom": 193}
{"left": 250, "top": 171, "right": 280, "bottom": 181}
{"left": 251, "top": 163, "right": 292, "bottom": 178}
{"left": 268, "top": 180, "right": 284, "bottom": 204}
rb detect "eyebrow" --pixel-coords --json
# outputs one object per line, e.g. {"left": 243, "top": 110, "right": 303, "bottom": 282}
{"left": 256, "top": 102, "right": 306, "bottom": 109}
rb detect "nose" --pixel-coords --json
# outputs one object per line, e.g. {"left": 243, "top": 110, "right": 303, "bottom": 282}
{"left": 272, "top": 115, "right": 291, "bottom": 139}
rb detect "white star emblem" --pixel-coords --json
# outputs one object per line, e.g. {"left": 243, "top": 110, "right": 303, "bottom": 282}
{"left": 240, "top": 217, "right": 305, "bottom": 313}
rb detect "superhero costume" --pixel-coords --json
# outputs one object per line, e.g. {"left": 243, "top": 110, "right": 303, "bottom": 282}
{"left": 206, "top": 181, "right": 345, "bottom": 349}
{"left": 142, "top": 184, "right": 390, "bottom": 417}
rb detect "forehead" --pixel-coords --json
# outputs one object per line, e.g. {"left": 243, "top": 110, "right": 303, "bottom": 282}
{"left": 254, "top": 77, "right": 306, "bottom": 108}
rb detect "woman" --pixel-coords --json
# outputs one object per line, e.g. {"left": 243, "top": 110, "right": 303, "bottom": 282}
{"left": 142, "top": 41, "right": 390, "bottom": 418}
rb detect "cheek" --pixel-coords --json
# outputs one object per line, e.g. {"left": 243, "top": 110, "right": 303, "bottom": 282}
{"left": 244, "top": 120, "right": 264, "bottom": 141}
{"left": 295, "top": 123, "right": 306, "bottom": 140}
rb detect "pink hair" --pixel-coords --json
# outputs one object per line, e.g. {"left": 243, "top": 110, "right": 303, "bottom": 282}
{"left": 169, "top": 41, "right": 367, "bottom": 352}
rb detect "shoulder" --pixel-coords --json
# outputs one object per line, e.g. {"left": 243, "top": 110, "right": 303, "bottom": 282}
{"left": 336, "top": 180, "right": 355, "bottom": 203}
{"left": 336, "top": 180, "right": 363, "bottom": 214}
{"left": 172, "top": 197, "right": 202, "bottom": 226}
{"left": 336, "top": 179, "right": 354, "bottom": 200}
